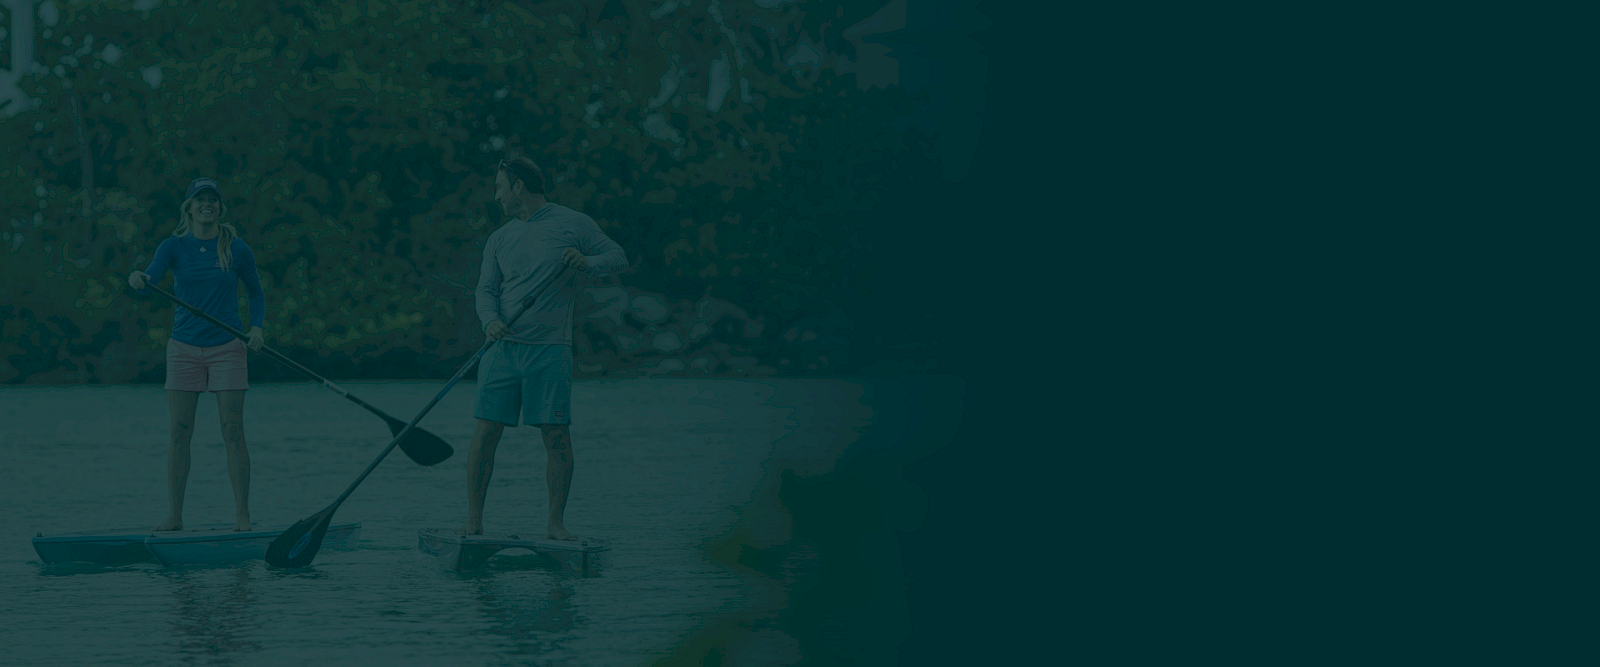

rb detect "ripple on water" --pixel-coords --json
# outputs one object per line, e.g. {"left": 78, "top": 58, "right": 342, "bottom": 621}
{"left": 0, "top": 378, "right": 898, "bottom": 665}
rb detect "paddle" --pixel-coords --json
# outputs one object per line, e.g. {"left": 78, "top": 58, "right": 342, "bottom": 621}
{"left": 138, "top": 282, "right": 454, "bottom": 466}
{"left": 265, "top": 266, "right": 574, "bottom": 568}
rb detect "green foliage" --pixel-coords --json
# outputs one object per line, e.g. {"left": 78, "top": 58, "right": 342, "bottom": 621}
{"left": 0, "top": 0, "right": 943, "bottom": 383}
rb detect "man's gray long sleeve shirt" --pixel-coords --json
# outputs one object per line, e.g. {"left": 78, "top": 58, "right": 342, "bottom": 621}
{"left": 474, "top": 203, "right": 627, "bottom": 346}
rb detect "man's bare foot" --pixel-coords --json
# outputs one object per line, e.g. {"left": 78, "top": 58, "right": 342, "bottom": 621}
{"left": 456, "top": 521, "right": 483, "bottom": 536}
{"left": 155, "top": 517, "right": 182, "bottom": 532}
{"left": 547, "top": 524, "right": 576, "bottom": 541}
{"left": 233, "top": 516, "right": 252, "bottom": 532}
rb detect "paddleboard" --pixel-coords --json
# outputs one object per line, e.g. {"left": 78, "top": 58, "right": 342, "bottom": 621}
{"left": 144, "top": 522, "right": 362, "bottom": 567}
{"left": 32, "top": 524, "right": 234, "bottom": 565}
{"left": 416, "top": 528, "right": 610, "bottom": 573}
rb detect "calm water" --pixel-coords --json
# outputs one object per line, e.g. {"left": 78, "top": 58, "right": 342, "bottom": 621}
{"left": 0, "top": 377, "right": 951, "bottom": 666}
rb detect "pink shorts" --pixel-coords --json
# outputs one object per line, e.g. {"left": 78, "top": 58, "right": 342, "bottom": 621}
{"left": 164, "top": 338, "right": 250, "bottom": 392}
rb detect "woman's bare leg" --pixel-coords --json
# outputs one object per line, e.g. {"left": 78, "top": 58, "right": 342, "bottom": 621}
{"left": 216, "top": 390, "right": 251, "bottom": 531}
{"left": 157, "top": 390, "right": 199, "bottom": 531}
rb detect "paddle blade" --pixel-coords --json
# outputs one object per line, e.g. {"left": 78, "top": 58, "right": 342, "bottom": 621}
{"left": 383, "top": 416, "right": 455, "bottom": 466}
{"left": 265, "top": 509, "right": 333, "bottom": 568}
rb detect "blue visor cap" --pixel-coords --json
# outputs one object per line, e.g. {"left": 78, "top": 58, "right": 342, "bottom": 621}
{"left": 185, "top": 177, "right": 222, "bottom": 201}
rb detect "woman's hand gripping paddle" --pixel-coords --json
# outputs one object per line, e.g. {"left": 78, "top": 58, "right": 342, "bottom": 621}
{"left": 139, "top": 282, "right": 454, "bottom": 466}
{"left": 265, "top": 267, "right": 573, "bottom": 567}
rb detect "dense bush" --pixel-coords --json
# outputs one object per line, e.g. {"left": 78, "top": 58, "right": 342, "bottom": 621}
{"left": 0, "top": 0, "right": 946, "bottom": 383}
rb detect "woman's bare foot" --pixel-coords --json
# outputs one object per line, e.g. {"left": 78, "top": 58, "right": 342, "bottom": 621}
{"left": 546, "top": 524, "right": 576, "bottom": 541}
{"left": 456, "top": 521, "right": 482, "bottom": 536}
{"left": 233, "top": 515, "right": 252, "bottom": 532}
{"left": 155, "top": 517, "right": 182, "bottom": 532}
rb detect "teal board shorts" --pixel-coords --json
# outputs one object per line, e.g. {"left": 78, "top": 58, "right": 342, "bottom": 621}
{"left": 474, "top": 342, "right": 572, "bottom": 426}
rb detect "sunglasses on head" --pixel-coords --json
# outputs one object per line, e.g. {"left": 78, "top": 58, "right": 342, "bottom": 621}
{"left": 498, "top": 159, "right": 545, "bottom": 194}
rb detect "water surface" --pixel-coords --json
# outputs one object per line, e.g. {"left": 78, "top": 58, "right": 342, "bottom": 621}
{"left": 0, "top": 377, "right": 960, "bottom": 666}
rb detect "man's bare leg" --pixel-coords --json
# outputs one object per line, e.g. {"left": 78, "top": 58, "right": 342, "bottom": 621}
{"left": 217, "top": 390, "right": 252, "bottom": 531}
{"left": 540, "top": 424, "right": 576, "bottom": 541}
{"left": 457, "top": 419, "right": 506, "bottom": 535}
{"left": 157, "top": 390, "right": 199, "bottom": 531}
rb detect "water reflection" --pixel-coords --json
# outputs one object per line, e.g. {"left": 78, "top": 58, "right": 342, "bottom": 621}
{"left": 162, "top": 566, "right": 261, "bottom": 661}
{"left": 37, "top": 562, "right": 154, "bottom": 577}
{"left": 469, "top": 562, "right": 577, "bottom": 657}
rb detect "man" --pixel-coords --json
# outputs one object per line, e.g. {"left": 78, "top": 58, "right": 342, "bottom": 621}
{"left": 460, "top": 156, "right": 627, "bottom": 539}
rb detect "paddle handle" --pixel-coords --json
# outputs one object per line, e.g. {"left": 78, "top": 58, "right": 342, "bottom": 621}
{"left": 325, "top": 266, "right": 572, "bottom": 509}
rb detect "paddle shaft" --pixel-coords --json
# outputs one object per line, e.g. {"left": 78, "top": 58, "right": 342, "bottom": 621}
{"left": 140, "top": 283, "right": 399, "bottom": 415}
{"left": 321, "top": 265, "right": 572, "bottom": 510}
{"left": 261, "top": 256, "right": 578, "bottom": 566}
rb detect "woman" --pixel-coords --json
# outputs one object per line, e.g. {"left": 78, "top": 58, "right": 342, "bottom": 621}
{"left": 128, "top": 177, "right": 266, "bottom": 532}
